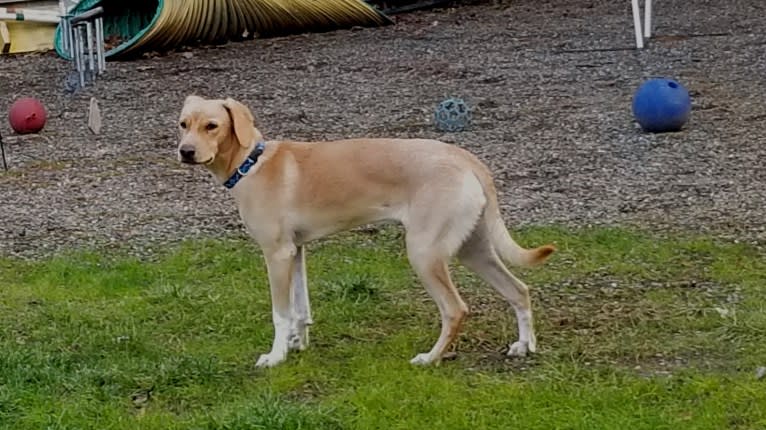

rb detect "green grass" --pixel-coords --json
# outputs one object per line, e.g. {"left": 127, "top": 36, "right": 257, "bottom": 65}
{"left": 1, "top": 226, "right": 765, "bottom": 429}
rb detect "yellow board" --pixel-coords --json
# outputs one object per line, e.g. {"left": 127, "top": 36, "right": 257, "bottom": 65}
{"left": 0, "top": 20, "right": 56, "bottom": 54}
{"left": 0, "top": 21, "right": 9, "bottom": 53}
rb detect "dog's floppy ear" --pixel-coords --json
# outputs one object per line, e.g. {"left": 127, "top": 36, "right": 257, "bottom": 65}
{"left": 223, "top": 98, "right": 256, "bottom": 148}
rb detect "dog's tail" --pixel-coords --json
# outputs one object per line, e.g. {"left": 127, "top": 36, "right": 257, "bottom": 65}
{"left": 460, "top": 146, "right": 556, "bottom": 268}
{"left": 487, "top": 212, "right": 556, "bottom": 267}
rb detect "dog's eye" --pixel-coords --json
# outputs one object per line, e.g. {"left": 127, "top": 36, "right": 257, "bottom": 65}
{"left": 179, "top": 121, "right": 187, "bottom": 129}
{"left": 205, "top": 122, "right": 218, "bottom": 131}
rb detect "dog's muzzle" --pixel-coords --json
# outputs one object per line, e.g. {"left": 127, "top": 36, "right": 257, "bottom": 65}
{"left": 179, "top": 144, "right": 196, "bottom": 163}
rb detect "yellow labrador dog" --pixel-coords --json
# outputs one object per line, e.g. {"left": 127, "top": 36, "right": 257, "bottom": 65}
{"left": 176, "top": 95, "right": 555, "bottom": 368}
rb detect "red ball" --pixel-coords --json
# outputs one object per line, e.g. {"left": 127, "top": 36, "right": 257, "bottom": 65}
{"left": 8, "top": 97, "right": 47, "bottom": 134}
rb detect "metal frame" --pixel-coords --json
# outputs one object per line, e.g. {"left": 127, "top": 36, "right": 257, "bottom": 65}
{"left": 61, "top": 6, "right": 106, "bottom": 89}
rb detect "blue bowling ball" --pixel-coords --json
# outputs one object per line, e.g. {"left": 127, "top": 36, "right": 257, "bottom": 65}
{"left": 632, "top": 78, "right": 692, "bottom": 133}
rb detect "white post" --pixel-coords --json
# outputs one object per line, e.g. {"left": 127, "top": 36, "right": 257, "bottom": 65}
{"left": 644, "top": 0, "right": 652, "bottom": 39}
{"left": 631, "top": 0, "right": 644, "bottom": 48}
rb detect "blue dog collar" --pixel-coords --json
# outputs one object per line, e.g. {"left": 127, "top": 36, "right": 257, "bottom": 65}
{"left": 223, "top": 141, "right": 266, "bottom": 189}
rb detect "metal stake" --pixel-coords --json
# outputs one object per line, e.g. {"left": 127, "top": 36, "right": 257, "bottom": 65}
{"left": 0, "top": 129, "right": 8, "bottom": 171}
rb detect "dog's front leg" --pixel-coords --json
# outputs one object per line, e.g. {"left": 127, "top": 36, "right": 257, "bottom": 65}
{"left": 289, "top": 245, "right": 312, "bottom": 351}
{"left": 256, "top": 243, "right": 297, "bottom": 368}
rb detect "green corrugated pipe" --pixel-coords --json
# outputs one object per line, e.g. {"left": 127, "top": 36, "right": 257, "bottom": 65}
{"left": 55, "top": 0, "right": 390, "bottom": 60}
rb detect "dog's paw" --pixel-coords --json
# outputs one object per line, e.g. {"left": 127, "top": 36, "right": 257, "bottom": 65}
{"left": 288, "top": 323, "right": 309, "bottom": 351}
{"left": 410, "top": 353, "right": 436, "bottom": 366}
{"left": 507, "top": 341, "right": 530, "bottom": 357}
{"left": 528, "top": 332, "right": 537, "bottom": 353}
{"left": 255, "top": 352, "right": 287, "bottom": 368}
{"left": 287, "top": 332, "right": 308, "bottom": 351}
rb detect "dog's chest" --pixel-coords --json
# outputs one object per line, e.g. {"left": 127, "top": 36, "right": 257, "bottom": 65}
{"left": 231, "top": 186, "right": 282, "bottom": 242}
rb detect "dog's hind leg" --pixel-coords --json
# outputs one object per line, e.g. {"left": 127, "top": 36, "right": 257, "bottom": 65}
{"left": 405, "top": 173, "right": 485, "bottom": 365}
{"left": 289, "top": 245, "right": 312, "bottom": 351}
{"left": 406, "top": 243, "right": 468, "bottom": 366}
{"left": 458, "top": 221, "right": 537, "bottom": 357}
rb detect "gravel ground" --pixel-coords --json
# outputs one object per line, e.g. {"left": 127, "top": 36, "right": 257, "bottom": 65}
{"left": 1, "top": 0, "right": 764, "bottom": 259}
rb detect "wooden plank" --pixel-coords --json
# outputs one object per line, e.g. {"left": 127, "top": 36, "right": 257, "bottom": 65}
{"left": 0, "top": 21, "right": 10, "bottom": 53}
{"left": 1, "top": 20, "right": 56, "bottom": 53}
{"left": 1, "top": 1, "right": 59, "bottom": 55}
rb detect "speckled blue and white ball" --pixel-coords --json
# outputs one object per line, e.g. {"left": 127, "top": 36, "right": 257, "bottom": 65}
{"left": 434, "top": 97, "right": 472, "bottom": 132}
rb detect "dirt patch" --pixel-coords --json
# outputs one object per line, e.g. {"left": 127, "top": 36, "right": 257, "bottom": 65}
{"left": 1, "top": 0, "right": 765, "bottom": 258}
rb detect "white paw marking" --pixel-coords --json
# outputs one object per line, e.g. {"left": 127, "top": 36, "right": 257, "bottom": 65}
{"left": 288, "top": 321, "right": 309, "bottom": 351}
{"left": 287, "top": 333, "right": 302, "bottom": 351}
{"left": 255, "top": 352, "right": 287, "bottom": 368}
{"left": 507, "top": 341, "right": 529, "bottom": 357}
{"left": 287, "top": 331, "right": 308, "bottom": 351}
{"left": 410, "top": 353, "right": 435, "bottom": 365}
{"left": 528, "top": 335, "right": 537, "bottom": 353}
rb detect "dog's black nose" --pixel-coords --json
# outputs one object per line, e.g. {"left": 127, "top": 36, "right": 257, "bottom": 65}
{"left": 179, "top": 145, "right": 195, "bottom": 162}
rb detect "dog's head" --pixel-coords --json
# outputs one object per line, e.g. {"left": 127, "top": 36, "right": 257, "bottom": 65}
{"left": 176, "top": 95, "right": 262, "bottom": 166}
